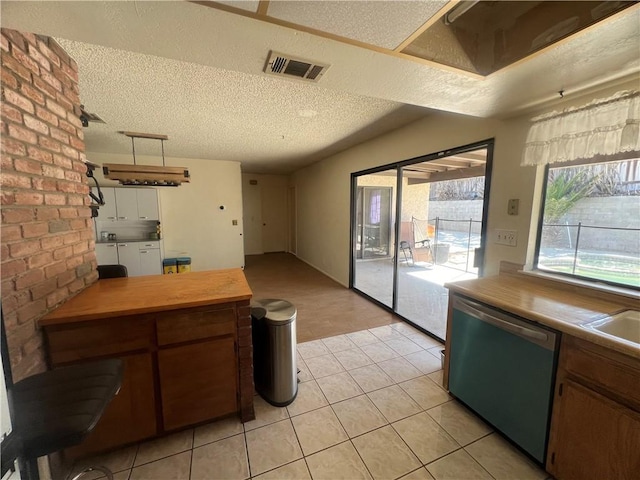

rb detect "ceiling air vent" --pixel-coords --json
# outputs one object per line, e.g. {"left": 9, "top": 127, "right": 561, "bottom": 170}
{"left": 264, "top": 51, "right": 329, "bottom": 82}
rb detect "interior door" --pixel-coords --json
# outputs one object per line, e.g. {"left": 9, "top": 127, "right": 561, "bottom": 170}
{"left": 261, "top": 184, "right": 287, "bottom": 253}
{"left": 242, "top": 179, "right": 263, "bottom": 255}
{"left": 288, "top": 186, "right": 297, "bottom": 255}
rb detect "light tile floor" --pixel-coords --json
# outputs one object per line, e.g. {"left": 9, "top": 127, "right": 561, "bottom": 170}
{"left": 70, "top": 324, "right": 549, "bottom": 480}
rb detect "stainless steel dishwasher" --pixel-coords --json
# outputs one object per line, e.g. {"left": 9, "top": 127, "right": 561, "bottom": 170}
{"left": 448, "top": 295, "right": 560, "bottom": 464}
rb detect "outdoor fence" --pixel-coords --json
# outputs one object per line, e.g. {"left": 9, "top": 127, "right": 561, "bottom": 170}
{"left": 539, "top": 223, "right": 639, "bottom": 287}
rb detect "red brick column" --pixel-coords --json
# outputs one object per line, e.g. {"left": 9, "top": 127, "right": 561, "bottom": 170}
{"left": 1, "top": 29, "right": 96, "bottom": 381}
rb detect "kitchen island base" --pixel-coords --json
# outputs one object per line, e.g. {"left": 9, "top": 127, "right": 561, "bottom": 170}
{"left": 40, "top": 269, "right": 255, "bottom": 459}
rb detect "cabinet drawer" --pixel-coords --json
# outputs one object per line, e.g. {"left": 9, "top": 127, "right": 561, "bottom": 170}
{"left": 45, "top": 316, "right": 154, "bottom": 365}
{"left": 139, "top": 241, "right": 160, "bottom": 250}
{"left": 561, "top": 336, "right": 640, "bottom": 409}
{"left": 156, "top": 306, "right": 236, "bottom": 346}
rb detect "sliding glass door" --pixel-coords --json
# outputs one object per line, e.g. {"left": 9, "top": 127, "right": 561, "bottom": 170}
{"left": 351, "top": 141, "right": 493, "bottom": 340}
{"left": 352, "top": 169, "right": 397, "bottom": 308}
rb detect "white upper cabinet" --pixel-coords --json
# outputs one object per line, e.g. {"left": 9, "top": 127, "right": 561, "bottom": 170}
{"left": 136, "top": 189, "right": 160, "bottom": 220}
{"left": 114, "top": 188, "right": 138, "bottom": 220}
{"left": 93, "top": 187, "right": 159, "bottom": 221}
{"left": 93, "top": 187, "right": 117, "bottom": 220}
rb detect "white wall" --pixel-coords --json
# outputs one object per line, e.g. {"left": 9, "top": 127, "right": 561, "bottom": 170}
{"left": 291, "top": 80, "right": 638, "bottom": 286}
{"left": 88, "top": 152, "right": 244, "bottom": 271}
{"left": 293, "top": 112, "right": 502, "bottom": 285}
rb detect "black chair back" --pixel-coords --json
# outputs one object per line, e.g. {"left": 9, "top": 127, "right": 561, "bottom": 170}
{"left": 1, "top": 305, "right": 20, "bottom": 478}
{"left": 97, "top": 264, "right": 128, "bottom": 279}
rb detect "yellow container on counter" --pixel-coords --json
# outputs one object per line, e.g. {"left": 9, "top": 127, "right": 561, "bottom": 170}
{"left": 177, "top": 257, "right": 191, "bottom": 273}
{"left": 163, "top": 258, "right": 177, "bottom": 274}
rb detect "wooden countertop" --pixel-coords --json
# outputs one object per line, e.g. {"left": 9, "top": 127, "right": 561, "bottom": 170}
{"left": 446, "top": 273, "right": 639, "bottom": 358}
{"left": 40, "top": 269, "right": 253, "bottom": 326}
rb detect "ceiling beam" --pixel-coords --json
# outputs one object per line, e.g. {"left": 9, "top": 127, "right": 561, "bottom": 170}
{"left": 423, "top": 160, "right": 475, "bottom": 168}
{"left": 408, "top": 165, "right": 485, "bottom": 184}
{"left": 394, "top": 0, "right": 460, "bottom": 52}
{"left": 257, "top": 1, "right": 269, "bottom": 16}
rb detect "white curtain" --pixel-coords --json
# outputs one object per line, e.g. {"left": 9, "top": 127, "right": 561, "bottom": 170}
{"left": 521, "top": 90, "right": 640, "bottom": 166}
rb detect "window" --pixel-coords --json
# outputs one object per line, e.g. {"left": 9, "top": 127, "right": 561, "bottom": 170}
{"left": 536, "top": 157, "right": 640, "bottom": 289}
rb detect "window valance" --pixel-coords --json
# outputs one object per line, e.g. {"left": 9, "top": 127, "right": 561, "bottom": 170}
{"left": 521, "top": 90, "right": 640, "bottom": 166}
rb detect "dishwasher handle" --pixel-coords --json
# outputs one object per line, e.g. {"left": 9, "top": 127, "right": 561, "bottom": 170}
{"left": 454, "top": 297, "right": 555, "bottom": 347}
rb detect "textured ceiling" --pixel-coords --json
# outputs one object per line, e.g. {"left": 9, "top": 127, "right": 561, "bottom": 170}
{"left": 266, "top": 1, "right": 448, "bottom": 49}
{"left": 1, "top": 1, "right": 639, "bottom": 174}
{"left": 55, "top": 39, "right": 432, "bottom": 173}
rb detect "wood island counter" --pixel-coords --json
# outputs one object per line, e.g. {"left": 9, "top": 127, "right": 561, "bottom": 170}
{"left": 40, "top": 269, "right": 255, "bottom": 458}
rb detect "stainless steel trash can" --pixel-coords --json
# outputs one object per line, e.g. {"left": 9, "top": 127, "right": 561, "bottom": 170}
{"left": 251, "top": 299, "right": 298, "bottom": 406}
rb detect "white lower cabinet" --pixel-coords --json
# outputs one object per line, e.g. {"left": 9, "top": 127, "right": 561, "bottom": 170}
{"left": 95, "top": 243, "right": 119, "bottom": 265}
{"left": 140, "top": 248, "right": 162, "bottom": 276}
{"left": 117, "top": 243, "right": 141, "bottom": 277}
{"left": 95, "top": 242, "right": 162, "bottom": 277}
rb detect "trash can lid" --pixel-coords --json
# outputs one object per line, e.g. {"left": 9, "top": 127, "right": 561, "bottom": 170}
{"left": 252, "top": 299, "right": 296, "bottom": 324}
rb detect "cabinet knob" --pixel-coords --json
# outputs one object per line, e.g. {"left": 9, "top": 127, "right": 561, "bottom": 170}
{"left": 139, "top": 217, "right": 148, "bottom": 219}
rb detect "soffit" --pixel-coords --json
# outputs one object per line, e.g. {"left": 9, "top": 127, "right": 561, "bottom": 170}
{"left": 1, "top": 1, "right": 638, "bottom": 174}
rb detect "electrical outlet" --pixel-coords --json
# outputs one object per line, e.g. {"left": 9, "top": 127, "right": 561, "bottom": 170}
{"left": 496, "top": 229, "right": 517, "bottom": 246}
{"left": 508, "top": 198, "right": 519, "bottom": 215}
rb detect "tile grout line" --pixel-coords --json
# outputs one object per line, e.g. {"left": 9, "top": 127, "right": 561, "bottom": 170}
{"left": 189, "top": 427, "right": 195, "bottom": 480}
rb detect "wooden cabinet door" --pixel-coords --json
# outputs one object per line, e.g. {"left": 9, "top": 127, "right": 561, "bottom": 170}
{"left": 158, "top": 337, "right": 237, "bottom": 431}
{"left": 136, "top": 189, "right": 159, "bottom": 220}
{"left": 65, "top": 353, "right": 157, "bottom": 458}
{"left": 114, "top": 188, "right": 138, "bottom": 220}
{"left": 547, "top": 378, "right": 640, "bottom": 480}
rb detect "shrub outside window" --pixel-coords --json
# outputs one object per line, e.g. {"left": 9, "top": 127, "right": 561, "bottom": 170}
{"left": 536, "top": 157, "right": 640, "bottom": 289}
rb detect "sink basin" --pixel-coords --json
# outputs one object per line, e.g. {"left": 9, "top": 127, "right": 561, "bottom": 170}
{"left": 583, "top": 310, "right": 640, "bottom": 345}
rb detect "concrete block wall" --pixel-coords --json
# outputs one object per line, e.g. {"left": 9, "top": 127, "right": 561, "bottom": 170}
{"left": 1, "top": 29, "right": 96, "bottom": 381}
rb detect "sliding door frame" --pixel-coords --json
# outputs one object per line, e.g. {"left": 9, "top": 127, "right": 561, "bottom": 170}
{"left": 349, "top": 138, "right": 495, "bottom": 338}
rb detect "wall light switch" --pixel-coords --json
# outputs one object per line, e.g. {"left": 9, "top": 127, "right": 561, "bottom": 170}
{"left": 496, "top": 229, "right": 517, "bottom": 246}
{"left": 508, "top": 198, "right": 519, "bottom": 215}
{"left": 232, "top": 219, "right": 238, "bottom": 226}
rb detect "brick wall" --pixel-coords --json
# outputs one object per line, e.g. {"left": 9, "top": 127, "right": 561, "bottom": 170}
{"left": 1, "top": 29, "right": 97, "bottom": 381}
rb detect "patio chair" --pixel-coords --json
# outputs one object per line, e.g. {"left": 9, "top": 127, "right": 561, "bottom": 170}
{"left": 399, "top": 241, "right": 414, "bottom": 266}
{"left": 412, "top": 217, "right": 435, "bottom": 265}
